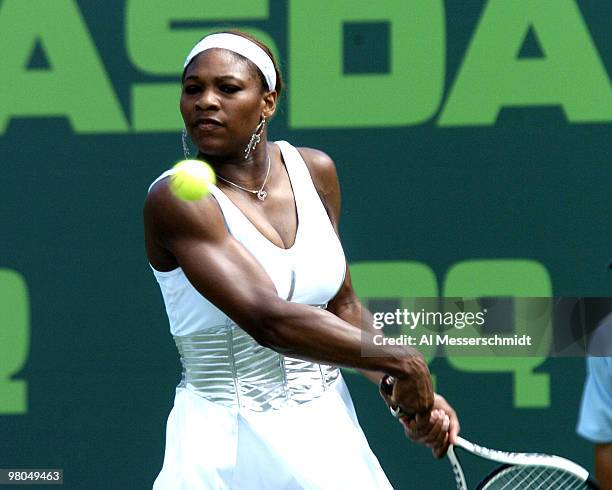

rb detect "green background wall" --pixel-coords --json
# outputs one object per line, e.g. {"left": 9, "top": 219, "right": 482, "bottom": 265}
{"left": 1, "top": 1, "right": 610, "bottom": 488}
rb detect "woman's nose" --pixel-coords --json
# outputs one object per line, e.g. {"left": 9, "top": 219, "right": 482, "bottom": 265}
{"left": 196, "top": 88, "right": 220, "bottom": 110}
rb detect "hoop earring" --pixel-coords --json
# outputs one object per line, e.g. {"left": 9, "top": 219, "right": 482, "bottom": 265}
{"left": 181, "top": 127, "right": 191, "bottom": 159}
{"left": 244, "top": 118, "right": 266, "bottom": 160}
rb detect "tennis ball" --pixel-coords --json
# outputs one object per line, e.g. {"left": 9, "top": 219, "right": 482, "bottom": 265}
{"left": 169, "top": 159, "right": 216, "bottom": 201}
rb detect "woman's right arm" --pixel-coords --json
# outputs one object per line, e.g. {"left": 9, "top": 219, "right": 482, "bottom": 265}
{"left": 144, "top": 180, "right": 434, "bottom": 415}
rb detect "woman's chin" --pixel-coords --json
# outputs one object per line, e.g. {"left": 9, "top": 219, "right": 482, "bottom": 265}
{"left": 194, "top": 140, "right": 227, "bottom": 158}
{"left": 196, "top": 142, "right": 242, "bottom": 160}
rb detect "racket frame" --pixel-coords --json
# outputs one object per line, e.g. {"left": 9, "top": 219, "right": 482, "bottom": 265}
{"left": 447, "top": 436, "right": 597, "bottom": 490}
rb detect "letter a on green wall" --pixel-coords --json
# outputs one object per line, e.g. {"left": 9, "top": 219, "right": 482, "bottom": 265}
{"left": 0, "top": 0, "right": 128, "bottom": 134}
{"left": 439, "top": 0, "right": 612, "bottom": 126}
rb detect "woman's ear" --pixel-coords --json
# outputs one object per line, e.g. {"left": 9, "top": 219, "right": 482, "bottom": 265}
{"left": 262, "top": 90, "right": 278, "bottom": 120}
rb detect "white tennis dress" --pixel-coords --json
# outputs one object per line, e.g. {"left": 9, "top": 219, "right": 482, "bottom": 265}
{"left": 149, "top": 141, "right": 393, "bottom": 490}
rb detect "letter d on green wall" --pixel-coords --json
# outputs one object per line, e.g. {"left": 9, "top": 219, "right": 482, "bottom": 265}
{"left": 289, "top": 1, "right": 445, "bottom": 128}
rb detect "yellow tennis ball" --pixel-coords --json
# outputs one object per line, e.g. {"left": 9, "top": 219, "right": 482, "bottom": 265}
{"left": 169, "top": 159, "right": 216, "bottom": 201}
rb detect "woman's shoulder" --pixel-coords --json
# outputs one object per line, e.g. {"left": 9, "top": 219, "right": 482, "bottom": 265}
{"left": 295, "top": 146, "right": 336, "bottom": 173}
{"left": 294, "top": 146, "right": 340, "bottom": 200}
{"left": 144, "top": 176, "right": 225, "bottom": 242}
{"left": 291, "top": 145, "right": 341, "bottom": 221}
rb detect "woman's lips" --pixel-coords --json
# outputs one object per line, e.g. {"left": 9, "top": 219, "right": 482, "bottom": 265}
{"left": 195, "top": 118, "right": 223, "bottom": 131}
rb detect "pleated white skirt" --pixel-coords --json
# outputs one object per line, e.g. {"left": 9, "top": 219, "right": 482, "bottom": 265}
{"left": 153, "top": 376, "right": 393, "bottom": 489}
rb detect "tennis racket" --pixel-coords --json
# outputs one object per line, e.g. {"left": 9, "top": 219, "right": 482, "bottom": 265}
{"left": 447, "top": 436, "right": 600, "bottom": 490}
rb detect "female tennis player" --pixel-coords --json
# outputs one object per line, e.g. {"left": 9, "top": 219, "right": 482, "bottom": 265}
{"left": 144, "top": 30, "right": 459, "bottom": 489}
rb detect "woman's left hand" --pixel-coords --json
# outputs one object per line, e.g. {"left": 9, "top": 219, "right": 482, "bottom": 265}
{"left": 398, "top": 394, "right": 460, "bottom": 459}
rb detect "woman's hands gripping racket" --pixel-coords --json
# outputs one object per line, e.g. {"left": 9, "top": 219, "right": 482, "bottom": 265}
{"left": 380, "top": 376, "right": 599, "bottom": 489}
{"left": 379, "top": 375, "right": 459, "bottom": 458}
{"left": 447, "top": 436, "right": 600, "bottom": 489}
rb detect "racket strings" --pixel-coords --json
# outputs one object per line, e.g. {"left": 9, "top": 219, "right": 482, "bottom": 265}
{"left": 483, "top": 465, "right": 590, "bottom": 490}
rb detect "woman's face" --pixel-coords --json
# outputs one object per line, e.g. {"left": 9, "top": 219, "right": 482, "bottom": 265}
{"left": 180, "top": 49, "right": 271, "bottom": 159}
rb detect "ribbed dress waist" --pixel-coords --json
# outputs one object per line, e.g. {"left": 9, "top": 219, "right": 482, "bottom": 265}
{"left": 174, "top": 322, "right": 340, "bottom": 412}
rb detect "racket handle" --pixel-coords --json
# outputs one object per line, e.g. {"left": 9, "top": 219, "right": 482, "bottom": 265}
{"left": 447, "top": 446, "right": 468, "bottom": 490}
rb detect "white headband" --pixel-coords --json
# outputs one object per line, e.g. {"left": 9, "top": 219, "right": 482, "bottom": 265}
{"left": 184, "top": 33, "right": 276, "bottom": 91}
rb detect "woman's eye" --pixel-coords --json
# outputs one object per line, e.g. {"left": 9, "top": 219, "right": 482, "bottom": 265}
{"left": 220, "top": 85, "right": 240, "bottom": 94}
{"left": 184, "top": 85, "right": 201, "bottom": 95}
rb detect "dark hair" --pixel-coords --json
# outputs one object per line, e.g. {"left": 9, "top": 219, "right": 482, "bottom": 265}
{"left": 182, "top": 29, "right": 284, "bottom": 97}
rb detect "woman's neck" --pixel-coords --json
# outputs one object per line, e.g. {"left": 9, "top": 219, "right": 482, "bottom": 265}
{"left": 199, "top": 141, "right": 272, "bottom": 188}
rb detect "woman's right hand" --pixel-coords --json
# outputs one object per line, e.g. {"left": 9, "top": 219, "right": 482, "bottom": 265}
{"left": 400, "top": 394, "right": 460, "bottom": 458}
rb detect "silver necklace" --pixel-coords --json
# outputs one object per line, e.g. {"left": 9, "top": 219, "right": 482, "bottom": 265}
{"left": 216, "top": 155, "right": 271, "bottom": 201}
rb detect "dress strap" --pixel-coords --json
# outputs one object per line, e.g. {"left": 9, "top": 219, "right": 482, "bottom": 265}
{"left": 148, "top": 169, "right": 174, "bottom": 193}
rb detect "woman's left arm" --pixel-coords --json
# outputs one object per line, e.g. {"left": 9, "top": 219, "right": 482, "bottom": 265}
{"left": 297, "top": 147, "right": 398, "bottom": 383}
{"left": 327, "top": 270, "right": 386, "bottom": 383}
{"left": 299, "top": 146, "right": 460, "bottom": 456}
{"left": 330, "top": 264, "right": 460, "bottom": 456}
